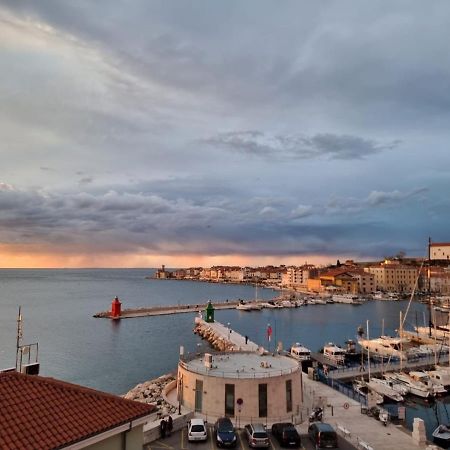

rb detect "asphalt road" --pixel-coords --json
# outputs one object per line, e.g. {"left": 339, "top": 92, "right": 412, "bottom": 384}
{"left": 144, "top": 424, "right": 358, "bottom": 450}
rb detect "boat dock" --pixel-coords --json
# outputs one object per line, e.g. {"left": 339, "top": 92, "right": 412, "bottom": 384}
{"left": 324, "top": 354, "right": 450, "bottom": 382}
{"left": 300, "top": 373, "right": 428, "bottom": 449}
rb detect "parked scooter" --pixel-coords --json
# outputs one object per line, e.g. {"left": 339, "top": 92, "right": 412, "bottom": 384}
{"left": 309, "top": 407, "right": 323, "bottom": 423}
{"left": 379, "top": 410, "right": 389, "bottom": 426}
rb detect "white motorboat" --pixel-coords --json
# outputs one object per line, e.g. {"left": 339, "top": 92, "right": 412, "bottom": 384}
{"left": 280, "top": 300, "right": 296, "bottom": 308}
{"left": 236, "top": 301, "right": 259, "bottom": 311}
{"left": 380, "top": 376, "right": 409, "bottom": 396}
{"left": 409, "top": 371, "right": 446, "bottom": 395}
{"left": 314, "top": 298, "right": 327, "bottom": 305}
{"left": 432, "top": 366, "right": 450, "bottom": 388}
{"left": 386, "top": 372, "right": 434, "bottom": 398}
{"left": 236, "top": 303, "right": 253, "bottom": 311}
{"left": 323, "top": 343, "right": 346, "bottom": 366}
{"left": 332, "top": 294, "right": 364, "bottom": 304}
{"left": 353, "top": 380, "right": 384, "bottom": 404}
{"left": 260, "top": 302, "right": 278, "bottom": 309}
{"left": 367, "top": 378, "right": 404, "bottom": 402}
{"left": 289, "top": 343, "right": 311, "bottom": 361}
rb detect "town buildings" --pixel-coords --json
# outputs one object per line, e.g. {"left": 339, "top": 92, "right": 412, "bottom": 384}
{"left": 365, "top": 260, "right": 419, "bottom": 293}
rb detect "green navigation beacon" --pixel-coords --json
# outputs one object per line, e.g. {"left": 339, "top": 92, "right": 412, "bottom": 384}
{"left": 205, "top": 300, "right": 215, "bottom": 323}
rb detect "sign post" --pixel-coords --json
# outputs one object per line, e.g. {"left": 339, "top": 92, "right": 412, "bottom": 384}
{"left": 237, "top": 398, "right": 243, "bottom": 429}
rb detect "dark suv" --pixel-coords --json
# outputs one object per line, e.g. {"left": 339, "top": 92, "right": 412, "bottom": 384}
{"left": 271, "top": 423, "right": 301, "bottom": 447}
{"left": 214, "top": 417, "right": 237, "bottom": 447}
{"left": 308, "top": 422, "right": 338, "bottom": 449}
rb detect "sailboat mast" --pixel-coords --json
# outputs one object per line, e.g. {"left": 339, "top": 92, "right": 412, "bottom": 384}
{"left": 400, "top": 310, "right": 403, "bottom": 372}
{"left": 428, "top": 239, "right": 433, "bottom": 337}
{"left": 366, "top": 320, "right": 370, "bottom": 380}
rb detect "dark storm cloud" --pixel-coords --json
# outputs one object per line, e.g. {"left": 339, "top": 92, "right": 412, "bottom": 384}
{"left": 203, "top": 131, "right": 400, "bottom": 160}
{"left": 0, "top": 183, "right": 437, "bottom": 257}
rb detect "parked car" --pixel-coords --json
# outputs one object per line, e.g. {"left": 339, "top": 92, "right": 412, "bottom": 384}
{"left": 244, "top": 423, "right": 270, "bottom": 448}
{"left": 214, "top": 417, "right": 237, "bottom": 447}
{"left": 271, "top": 422, "right": 301, "bottom": 447}
{"left": 308, "top": 422, "right": 338, "bottom": 449}
{"left": 187, "top": 418, "right": 208, "bottom": 442}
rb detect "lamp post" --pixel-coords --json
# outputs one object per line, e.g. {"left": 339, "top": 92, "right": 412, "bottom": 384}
{"left": 227, "top": 322, "right": 231, "bottom": 341}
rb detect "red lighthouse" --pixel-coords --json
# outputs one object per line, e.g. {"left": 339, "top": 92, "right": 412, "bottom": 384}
{"left": 111, "top": 296, "right": 122, "bottom": 319}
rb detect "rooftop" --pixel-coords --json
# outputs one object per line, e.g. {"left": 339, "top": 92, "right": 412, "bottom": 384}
{"left": 0, "top": 372, "right": 154, "bottom": 450}
{"left": 181, "top": 352, "right": 299, "bottom": 379}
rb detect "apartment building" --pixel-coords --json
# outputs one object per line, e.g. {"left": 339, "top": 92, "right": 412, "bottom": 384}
{"left": 430, "top": 242, "right": 450, "bottom": 261}
{"left": 281, "top": 265, "right": 315, "bottom": 289}
{"left": 430, "top": 267, "right": 450, "bottom": 294}
{"left": 365, "top": 260, "right": 419, "bottom": 292}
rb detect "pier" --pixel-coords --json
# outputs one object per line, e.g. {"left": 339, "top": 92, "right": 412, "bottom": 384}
{"left": 93, "top": 299, "right": 245, "bottom": 319}
{"left": 193, "top": 318, "right": 259, "bottom": 352}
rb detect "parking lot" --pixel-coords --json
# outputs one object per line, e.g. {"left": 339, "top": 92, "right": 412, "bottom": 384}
{"left": 144, "top": 424, "right": 357, "bottom": 450}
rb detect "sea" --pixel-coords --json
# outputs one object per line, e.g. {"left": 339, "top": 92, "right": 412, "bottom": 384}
{"left": 0, "top": 268, "right": 448, "bottom": 443}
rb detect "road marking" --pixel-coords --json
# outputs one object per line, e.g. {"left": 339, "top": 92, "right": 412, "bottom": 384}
{"left": 181, "top": 427, "right": 187, "bottom": 450}
{"left": 269, "top": 438, "right": 276, "bottom": 450}
{"left": 152, "top": 439, "right": 173, "bottom": 449}
{"left": 209, "top": 428, "right": 215, "bottom": 450}
{"left": 239, "top": 431, "right": 246, "bottom": 450}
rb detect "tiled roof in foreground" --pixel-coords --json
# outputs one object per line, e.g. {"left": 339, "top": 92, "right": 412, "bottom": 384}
{"left": 0, "top": 371, "right": 154, "bottom": 450}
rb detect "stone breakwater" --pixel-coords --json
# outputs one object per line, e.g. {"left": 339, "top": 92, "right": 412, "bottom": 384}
{"left": 124, "top": 373, "right": 178, "bottom": 416}
{"left": 193, "top": 322, "right": 237, "bottom": 351}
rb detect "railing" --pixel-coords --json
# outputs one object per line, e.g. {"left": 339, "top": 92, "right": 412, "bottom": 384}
{"left": 316, "top": 369, "right": 367, "bottom": 406}
{"left": 328, "top": 352, "right": 448, "bottom": 379}
{"left": 179, "top": 350, "right": 301, "bottom": 378}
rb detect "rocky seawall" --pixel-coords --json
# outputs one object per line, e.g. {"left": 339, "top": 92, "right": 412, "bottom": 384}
{"left": 193, "top": 321, "right": 236, "bottom": 351}
{"left": 124, "top": 373, "right": 178, "bottom": 416}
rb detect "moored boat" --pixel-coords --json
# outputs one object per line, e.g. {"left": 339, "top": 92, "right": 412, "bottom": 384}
{"left": 367, "top": 378, "right": 404, "bottom": 402}
{"left": 289, "top": 343, "right": 311, "bottom": 361}
{"left": 386, "top": 372, "right": 434, "bottom": 399}
{"left": 332, "top": 293, "right": 364, "bottom": 304}
{"left": 323, "top": 342, "right": 346, "bottom": 366}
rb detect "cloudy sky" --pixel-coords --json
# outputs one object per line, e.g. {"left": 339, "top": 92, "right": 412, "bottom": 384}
{"left": 1, "top": 1, "right": 449, "bottom": 268}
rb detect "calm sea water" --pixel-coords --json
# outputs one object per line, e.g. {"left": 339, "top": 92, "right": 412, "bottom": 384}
{"left": 0, "top": 269, "right": 447, "bottom": 441}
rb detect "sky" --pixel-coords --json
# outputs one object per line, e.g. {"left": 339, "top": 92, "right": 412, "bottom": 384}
{"left": 1, "top": 1, "right": 450, "bottom": 268}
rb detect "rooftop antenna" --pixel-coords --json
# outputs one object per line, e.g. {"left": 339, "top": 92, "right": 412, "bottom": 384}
{"left": 13, "top": 307, "right": 40, "bottom": 375}
{"left": 15, "top": 306, "right": 23, "bottom": 371}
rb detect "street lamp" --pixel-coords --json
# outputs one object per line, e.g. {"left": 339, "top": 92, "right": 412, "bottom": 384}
{"left": 227, "top": 322, "right": 231, "bottom": 341}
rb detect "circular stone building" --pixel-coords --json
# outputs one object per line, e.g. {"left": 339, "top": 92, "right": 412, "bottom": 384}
{"left": 177, "top": 352, "right": 302, "bottom": 422}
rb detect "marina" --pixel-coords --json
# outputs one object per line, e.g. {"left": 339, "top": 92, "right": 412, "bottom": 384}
{"left": 3, "top": 268, "right": 450, "bottom": 446}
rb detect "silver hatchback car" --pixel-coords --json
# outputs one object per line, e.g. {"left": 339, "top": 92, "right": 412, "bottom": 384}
{"left": 244, "top": 423, "right": 270, "bottom": 448}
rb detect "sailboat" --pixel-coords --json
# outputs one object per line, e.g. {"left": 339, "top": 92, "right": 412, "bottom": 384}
{"left": 237, "top": 283, "right": 263, "bottom": 311}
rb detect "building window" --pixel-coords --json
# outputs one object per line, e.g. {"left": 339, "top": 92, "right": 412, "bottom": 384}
{"left": 225, "top": 384, "right": 235, "bottom": 416}
{"left": 259, "top": 383, "right": 268, "bottom": 417}
{"left": 286, "top": 380, "right": 292, "bottom": 412}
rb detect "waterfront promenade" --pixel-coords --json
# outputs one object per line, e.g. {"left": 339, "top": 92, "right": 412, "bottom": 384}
{"left": 300, "top": 374, "right": 430, "bottom": 450}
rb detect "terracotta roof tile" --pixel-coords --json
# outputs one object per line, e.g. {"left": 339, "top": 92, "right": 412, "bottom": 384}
{"left": 0, "top": 372, "right": 154, "bottom": 450}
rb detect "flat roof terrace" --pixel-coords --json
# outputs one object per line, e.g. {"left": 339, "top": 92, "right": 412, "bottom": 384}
{"left": 180, "top": 352, "right": 299, "bottom": 379}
